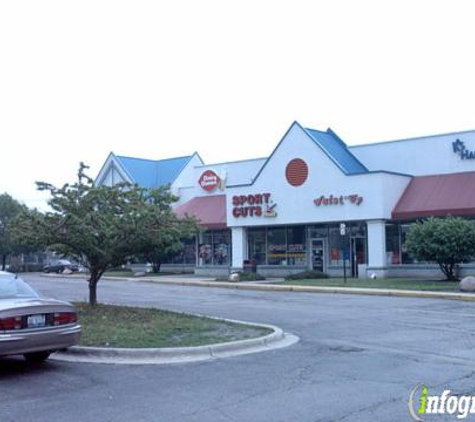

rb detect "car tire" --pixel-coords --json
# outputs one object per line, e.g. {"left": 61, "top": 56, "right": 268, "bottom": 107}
{"left": 24, "top": 351, "right": 51, "bottom": 363}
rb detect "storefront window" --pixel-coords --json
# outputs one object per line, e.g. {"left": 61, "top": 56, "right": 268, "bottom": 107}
{"left": 213, "top": 231, "right": 230, "bottom": 265}
{"left": 350, "top": 223, "right": 367, "bottom": 267}
{"left": 385, "top": 224, "right": 400, "bottom": 265}
{"left": 400, "top": 224, "right": 414, "bottom": 264}
{"left": 308, "top": 225, "right": 328, "bottom": 239}
{"left": 351, "top": 222, "right": 367, "bottom": 237}
{"left": 199, "top": 232, "right": 213, "bottom": 265}
{"left": 248, "top": 228, "right": 266, "bottom": 264}
{"left": 287, "top": 226, "right": 306, "bottom": 265}
{"left": 328, "top": 225, "right": 347, "bottom": 266}
{"left": 183, "top": 238, "right": 197, "bottom": 264}
{"left": 249, "top": 223, "right": 366, "bottom": 267}
{"left": 267, "top": 227, "right": 287, "bottom": 265}
{"left": 169, "top": 236, "right": 196, "bottom": 264}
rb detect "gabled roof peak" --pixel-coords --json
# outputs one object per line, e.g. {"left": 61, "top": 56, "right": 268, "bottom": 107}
{"left": 115, "top": 153, "right": 193, "bottom": 164}
{"left": 113, "top": 153, "right": 195, "bottom": 189}
{"left": 300, "top": 124, "right": 368, "bottom": 175}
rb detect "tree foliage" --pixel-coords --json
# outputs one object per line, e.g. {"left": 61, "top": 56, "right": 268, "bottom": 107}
{"left": 0, "top": 193, "right": 28, "bottom": 270}
{"left": 13, "top": 163, "right": 199, "bottom": 304}
{"left": 134, "top": 188, "right": 198, "bottom": 273}
{"left": 406, "top": 216, "right": 475, "bottom": 280}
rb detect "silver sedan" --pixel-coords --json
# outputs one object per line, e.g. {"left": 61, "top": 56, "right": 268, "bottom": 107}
{"left": 0, "top": 271, "right": 81, "bottom": 362}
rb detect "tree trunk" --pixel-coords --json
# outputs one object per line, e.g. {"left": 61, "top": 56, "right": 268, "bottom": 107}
{"left": 439, "top": 263, "right": 457, "bottom": 281}
{"left": 88, "top": 268, "right": 105, "bottom": 305}
{"left": 88, "top": 279, "right": 97, "bottom": 305}
{"left": 1, "top": 254, "right": 6, "bottom": 271}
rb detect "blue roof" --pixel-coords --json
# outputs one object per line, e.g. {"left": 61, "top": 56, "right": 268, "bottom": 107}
{"left": 303, "top": 127, "right": 368, "bottom": 174}
{"left": 115, "top": 155, "right": 192, "bottom": 189}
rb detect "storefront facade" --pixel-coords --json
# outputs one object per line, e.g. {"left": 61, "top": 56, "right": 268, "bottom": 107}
{"left": 96, "top": 121, "right": 475, "bottom": 278}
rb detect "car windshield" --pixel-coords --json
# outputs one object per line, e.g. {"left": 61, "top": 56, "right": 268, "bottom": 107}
{"left": 0, "top": 276, "right": 40, "bottom": 299}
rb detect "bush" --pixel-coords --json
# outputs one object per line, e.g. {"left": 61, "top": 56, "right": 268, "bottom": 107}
{"left": 285, "top": 270, "right": 329, "bottom": 280}
{"left": 406, "top": 217, "right": 475, "bottom": 281}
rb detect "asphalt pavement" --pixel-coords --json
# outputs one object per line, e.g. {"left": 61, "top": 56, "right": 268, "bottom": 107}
{"left": 2, "top": 274, "right": 475, "bottom": 421}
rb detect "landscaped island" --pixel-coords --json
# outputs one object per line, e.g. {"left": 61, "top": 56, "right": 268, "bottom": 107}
{"left": 75, "top": 303, "right": 272, "bottom": 348}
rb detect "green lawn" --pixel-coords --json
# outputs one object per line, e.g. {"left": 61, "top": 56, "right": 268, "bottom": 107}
{"left": 277, "top": 278, "right": 461, "bottom": 292}
{"left": 75, "top": 303, "right": 272, "bottom": 348}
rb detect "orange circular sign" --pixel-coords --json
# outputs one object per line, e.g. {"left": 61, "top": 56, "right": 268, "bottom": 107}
{"left": 285, "top": 158, "right": 308, "bottom": 186}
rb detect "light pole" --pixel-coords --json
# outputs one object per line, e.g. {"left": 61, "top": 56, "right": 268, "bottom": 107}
{"left": 340, "top": 223, "right": 347, "bottom": 284}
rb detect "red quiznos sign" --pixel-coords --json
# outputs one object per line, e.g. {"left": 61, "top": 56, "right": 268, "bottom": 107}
{"left": 232, "top": 193, "right": 277, "bottom": 218}
{"left": 314, "top": 194, "right": 363, "bottom": 206}
{"left": 199, "top": 170, "right": 221, "bottom": 192}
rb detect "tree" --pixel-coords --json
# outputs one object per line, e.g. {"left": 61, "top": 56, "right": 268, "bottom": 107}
{"left": 13, "top": 163, "right": 197, "bottom": 304}
{"left": 135, "top": 188, "right": 198, "bottom": 273}
{"left": 0, "top": 193, "right": 27, "bottom": 270}
{"left": 406, "top": 216, "right": 475, "bottom": 280}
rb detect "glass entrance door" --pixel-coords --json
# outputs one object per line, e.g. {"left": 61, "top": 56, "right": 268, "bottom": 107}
{"left": 350, "top": 237, "right": 366, "bottom": 277}
{"left": 311, "top": 239, "right": 325, "bottom": 272}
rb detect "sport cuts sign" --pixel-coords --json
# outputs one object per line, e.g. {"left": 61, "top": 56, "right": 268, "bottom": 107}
{"left": 232, "top": 193, "right": 277, "bottom": 218}
{"left": 199, "top": 170, "right": 221, "bottom": 192}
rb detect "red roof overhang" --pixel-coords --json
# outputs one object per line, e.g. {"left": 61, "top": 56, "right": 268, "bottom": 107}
{"left": 392, "top": 171, "right": 475, "bottom": 220}
{"left": 175, "top": 195, "right": 227, "bottom": 229}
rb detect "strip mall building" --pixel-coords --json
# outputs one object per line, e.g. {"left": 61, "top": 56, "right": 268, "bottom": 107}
{"left": 96, "top": 121, "right": 475, "bottom": 278}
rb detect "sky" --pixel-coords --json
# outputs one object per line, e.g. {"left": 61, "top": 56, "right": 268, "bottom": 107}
{"left": 2, "top": 1, "right": 475, "bottom": 209}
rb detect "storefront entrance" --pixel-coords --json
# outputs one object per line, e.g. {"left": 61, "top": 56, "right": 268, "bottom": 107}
{"left": 350, "top": 236, "right": 366, "bottom": 277}
{"left": 310, "top": 239, "right": 325, "bottom": 272}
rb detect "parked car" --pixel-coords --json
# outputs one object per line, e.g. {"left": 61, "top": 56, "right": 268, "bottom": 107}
{"left": 0, "top": 271, "right": 81, "bottom": 362}
{"left": 42, "top": 259, "right": 79, "bottom": 274}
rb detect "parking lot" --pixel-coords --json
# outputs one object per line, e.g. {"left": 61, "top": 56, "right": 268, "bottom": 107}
{"left": 2, "top": 274, "right": 475, "bottom": 421}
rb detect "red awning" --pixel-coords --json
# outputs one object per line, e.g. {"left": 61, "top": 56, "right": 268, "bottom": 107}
{"left": 175, "top": 195, "right": 227, "bottom": 229}
{"left": 392, "top": 171, "right": 475, "bottom": 219}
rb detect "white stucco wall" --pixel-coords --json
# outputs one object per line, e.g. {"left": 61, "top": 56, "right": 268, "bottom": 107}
{"left": 350, "top": 129, "right": 475, "bottom": 176}
{"left": 169, "top": 155, "right": 267, "bottom": 209}
{"left": 176, "top": 158, "right": 267, "bottom": 201}
{"left": 175, "top": 186, "right": 197, "bottom": 205}
{"left": 226, "top": 123, "right": 412, "bottom": 228}
{"left": 194, "top": 158, "right": 266, "bottom": 192}
{"left": 231, "top": 227, "right": 247, "bottom": 269}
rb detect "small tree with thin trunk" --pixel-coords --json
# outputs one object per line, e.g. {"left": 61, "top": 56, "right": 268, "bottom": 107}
{"left": 406, "top": 216, "right": 475, "bottom": 281}
{"left": 13, "top": 163, "right": 193, "bottom": 304}
{"left": 135, "top": 188, "right": 198, "bottom": 273}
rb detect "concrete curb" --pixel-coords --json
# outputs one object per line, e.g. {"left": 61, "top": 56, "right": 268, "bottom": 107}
{"left": 40, "top": 273, "right": 475, "bottom": 301}
{"left": 127, "top": 278, "right": 475, "bottom": 302}
{"left": 51, "top": 319, "right": 299, "bottom": 365}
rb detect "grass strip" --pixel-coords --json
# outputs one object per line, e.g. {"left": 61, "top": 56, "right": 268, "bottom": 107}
{"left": 277, "top": 278, "right": 460, "bottom": 291}
{"left": 75, "top": 302, "right": 271, "bottom": 348}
